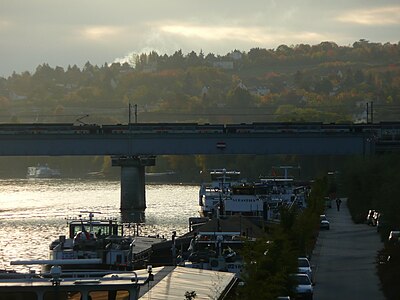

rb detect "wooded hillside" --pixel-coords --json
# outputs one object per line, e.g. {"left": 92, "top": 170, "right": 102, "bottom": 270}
{"left": 1, "top": 40, "right": 399, "bottom": 124}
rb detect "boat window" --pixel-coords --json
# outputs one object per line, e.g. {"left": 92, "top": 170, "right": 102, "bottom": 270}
{"left": 116, "top": 254, "right": 122, "bottom": 264}
{"left": 43, "top": 291, "right": 81, "bottom": 300}
{"left": 232, "top": 187, "right": 255, "bottom": 195}
{"left": 71, "top": 224, "right": 123, "bottom": 238}
{"left": 89, "top": 290, "right": 129, "bottom": 300}
{"left": 1, "top": 292, "right": 38, "bottom": 300}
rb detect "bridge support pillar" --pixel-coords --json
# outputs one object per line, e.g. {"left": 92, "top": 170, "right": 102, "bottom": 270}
{"left": 111, "top": 156, "right": 156, "bottom": 211}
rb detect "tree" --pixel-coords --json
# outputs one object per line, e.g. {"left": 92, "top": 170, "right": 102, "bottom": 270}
{"left": 226, "top": 83, "right": 255, "bottom": 108}
{"left": 315, "top": 78, "right": 333, "bottom": 94}
{"left": 248, "top": 47, "right": 271, "bottom": 65}
{"left": 240, "top": 228, "right": 297, "bottom": 299}
{"left": 171, "top": 49, "right": 184, "bottom": 68}
{"left": 186, "top": 51, "right": 199, "bottom": 66}
{"left": 83, "top": 61, "right": 94, "bottom": 72}
{"left": 276, "top": 44, "right": 293, "bottom": 56}
{"left": 294, "top": 70, "right": 304, "bottom": 88}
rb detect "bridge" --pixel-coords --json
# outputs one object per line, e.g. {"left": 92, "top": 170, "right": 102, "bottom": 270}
{"left": 0, "top": 132, "right": 372, "bottom": 156}
{"left": 0, "top": 122, "right": 399, "bottom": 212}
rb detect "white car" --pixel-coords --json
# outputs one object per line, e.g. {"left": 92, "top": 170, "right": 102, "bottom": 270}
{"left": 298, "top": 257, "right": 313, "bottom": 282}
{"left": 292, "top": 273, "right": 313, "bottom": 300}
{"left": 388, "top": 230, "right": 400, "bottom": 243}
{"left": 320, "top": 214, "right": 330, "bottom": 230}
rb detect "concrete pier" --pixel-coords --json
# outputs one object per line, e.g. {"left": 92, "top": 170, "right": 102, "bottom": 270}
{"left": 111, "top": 156, "right": 155, "bottom": 211}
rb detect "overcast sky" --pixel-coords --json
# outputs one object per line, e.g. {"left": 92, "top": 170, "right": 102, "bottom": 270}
{"left": 0, "top": 0, "right": 399, "bottom": 77}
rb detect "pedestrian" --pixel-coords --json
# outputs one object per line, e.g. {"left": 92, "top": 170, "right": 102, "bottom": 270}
{"left": 336, "top": 198, "right": 342, "bottom": 211}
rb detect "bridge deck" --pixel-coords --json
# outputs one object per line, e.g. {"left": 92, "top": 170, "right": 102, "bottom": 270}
{"left": 0, "top": 132, "right": 370, "bottom": 156}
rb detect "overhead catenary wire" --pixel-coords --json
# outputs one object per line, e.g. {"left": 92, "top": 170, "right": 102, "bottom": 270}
{"left": 2, "top": 103, "right": 400, "bottom": 122}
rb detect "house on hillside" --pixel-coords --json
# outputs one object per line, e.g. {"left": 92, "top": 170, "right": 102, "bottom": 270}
{"left": 236, "top": 81, "right": 247, "bottom": 90}
{"left": 110, "top": 78, "right": 118, "bottom": 90}
{"left": 9, "top": 91, "right": 27, "bottom": 101}
{"left": 249, "top": 86, "right": 270, "bottom": 96}
{"left": 229, "top": 50, "right": 243, "bottom": 60}
{"left": 201, "top": 86, "right": 209, "bottom": 99}
{"left": 353, "top": 100, "right": 369, "bottom": 123}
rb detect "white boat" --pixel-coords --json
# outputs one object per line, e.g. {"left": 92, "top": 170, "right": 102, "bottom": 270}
{"left": 27, "top": 164, "right": 61, "bottom": 178}
{"left": 199, "top": 168, "right": 309, "bottom": 219}
{"left": 48, "top": 212, "right": 165, "bottom": 272}
{"left": 199, "top": 169, "right": 258, "bottom": 217}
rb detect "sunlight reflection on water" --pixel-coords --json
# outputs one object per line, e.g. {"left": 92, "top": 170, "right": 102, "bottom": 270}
{"left": 0, "top": 179, "right": 198, "bottom": 271}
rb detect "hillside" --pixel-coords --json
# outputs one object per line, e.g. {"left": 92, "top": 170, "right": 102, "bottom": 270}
{"left": 0, "top": 40, "right": 399, "bottom": 125}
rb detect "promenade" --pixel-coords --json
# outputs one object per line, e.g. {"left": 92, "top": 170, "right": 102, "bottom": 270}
{"left": 312, "top": 198, "right": 385, "bottom": 299}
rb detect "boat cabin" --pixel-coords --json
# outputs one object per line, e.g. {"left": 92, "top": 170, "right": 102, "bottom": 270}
{"left": 0, "top": 270, "right": 149, "bottom": 300}
{"left": 48, "top": 214, "right": 133, "bottom": 270}
{"left": 67, "top": 219, "right": 123, "bottom": 239}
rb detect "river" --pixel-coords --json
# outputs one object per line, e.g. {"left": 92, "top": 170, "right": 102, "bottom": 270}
{"left": 0, "top": 179, "right": 199, "bottom": 271}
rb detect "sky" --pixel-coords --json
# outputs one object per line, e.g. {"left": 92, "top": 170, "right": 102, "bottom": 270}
{"left": 0, "top": 0, "right": 399, "bottom": 77}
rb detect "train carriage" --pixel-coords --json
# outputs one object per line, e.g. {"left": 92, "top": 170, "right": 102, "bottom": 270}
{"left": 102, "top": 123, "right": 224, "bottom": 134}
{"left": 0, "top": 123, "right": 73, "bottom": 134}
{"left": 0, "top": 123, "right": 100, "bottom": 134}
{"left": 379, "top": 122, "right": 400, "bottom": 140}
{"left": 226, "top": 122, "right": 323, "bottom": 134}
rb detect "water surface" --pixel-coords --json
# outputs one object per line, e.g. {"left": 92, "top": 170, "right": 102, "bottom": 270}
{"left": 0, "top": 179, "right": 198, "bottom": 271}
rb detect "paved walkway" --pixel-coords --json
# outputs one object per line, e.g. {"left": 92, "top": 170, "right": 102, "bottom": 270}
{"left": 312, "top": 198, "right": 385, "bottom": 299}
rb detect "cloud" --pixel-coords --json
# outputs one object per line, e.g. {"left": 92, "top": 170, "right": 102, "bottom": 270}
{"left": 337, "top": 6, "right": 400, "bottom": 25}
{"left": 160, "top": 23, "right": 327, "bottom": 46}
{"left": 1, "top": 0, "right": 400, "bottom": 77}
{"left": 80, "top": 26, "right": 124, "bottom": 41}
{"left": 161, "top": 25, "right": 249, "bottom": 41}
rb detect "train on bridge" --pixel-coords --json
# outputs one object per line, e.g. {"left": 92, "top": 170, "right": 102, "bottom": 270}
{"left": 0, "top": 122, "right": 400, "bottom": 141}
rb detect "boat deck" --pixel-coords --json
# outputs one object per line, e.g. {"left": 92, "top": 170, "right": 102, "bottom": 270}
{"left": 132, "top": 236, "right": 166, "bottom": 256}
{"left": 137, "top": 266, "right": 237, "bottom": 300}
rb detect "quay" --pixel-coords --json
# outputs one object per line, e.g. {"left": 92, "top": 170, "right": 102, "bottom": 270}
{"left": 312, "top": 198, "right": 385, "bottom": 299}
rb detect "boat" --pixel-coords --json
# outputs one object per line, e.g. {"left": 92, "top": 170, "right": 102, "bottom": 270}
{"left": 182, "top": 231, "right": 246, "bottom": 276}
{"left": 198, "top": 168, "right": 309, "bottom": 220}
{"left": 178, "top": 215, "right": 266, "bottom": 278}
{"left": 48, "top": 212, "right": 166, "bottom": 272}
{"left": 0, "top": 260, "right": 154, "bottom": 300}
{"left": 198, "top": 169, "right": 258, "bottom": 218}
{"left": 27, "top": 164, "right": 61, "bottom": 178}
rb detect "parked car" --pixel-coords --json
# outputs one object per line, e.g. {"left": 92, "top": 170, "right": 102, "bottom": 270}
{"left": 320, "top": 214, "right": 330, "bottom": 230}
{"left": 291, "top": 273, "right": 313, "bottom": 300}
{"left": 388, "top": 231, "right": 400, "bottom": 243}
{"left": 366, "top": 210, "right": 376, "bottom": 225}
{"left": 298, "top": 257, "right": 313, "bottom": 282}
{"left": 372, "top": 211, "right": 380, "bottom": 226}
